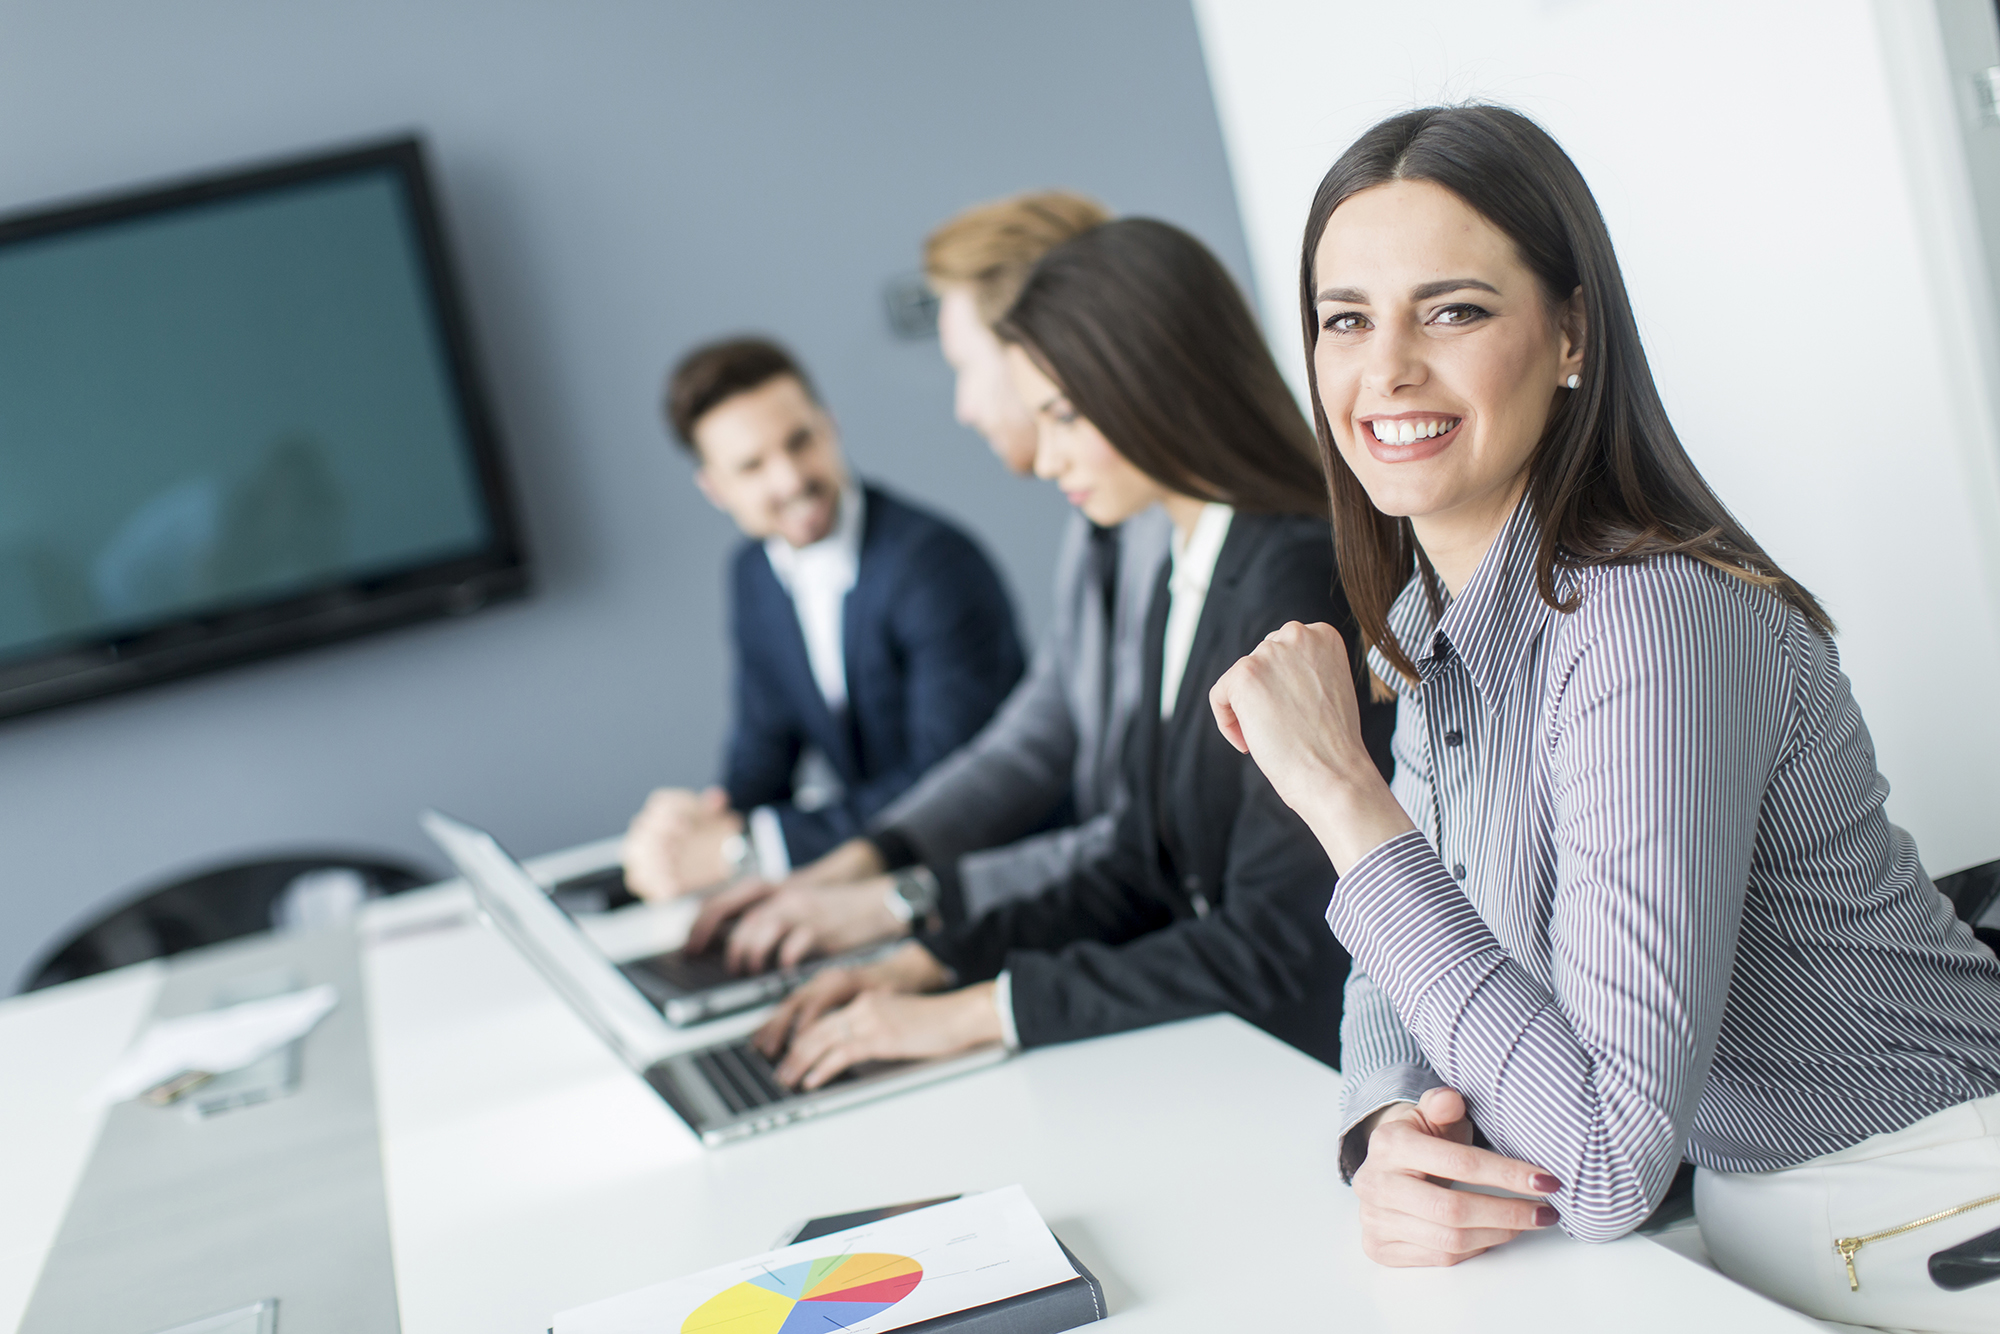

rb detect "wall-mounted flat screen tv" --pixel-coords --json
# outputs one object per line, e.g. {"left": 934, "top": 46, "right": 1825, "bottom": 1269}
{"left": 0, "top": 135, "right": 528, "bottom": 721}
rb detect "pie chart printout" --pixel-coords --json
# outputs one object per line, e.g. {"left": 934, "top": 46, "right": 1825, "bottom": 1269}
{"left": 681, "top": 1252, "right": 924, "bottom": 1334}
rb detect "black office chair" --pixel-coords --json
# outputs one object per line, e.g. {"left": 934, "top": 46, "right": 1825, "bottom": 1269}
{"left": 1937, "top": 858, "right": 2000, "bottom": 956}
{"left": 20, "top": 851, "right": 431, "bottom": 993}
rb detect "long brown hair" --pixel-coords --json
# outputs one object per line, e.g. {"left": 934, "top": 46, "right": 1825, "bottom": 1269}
{"left": 999, "top": 217, "right": 1326, "bottom": 517}
{"left": 1300, "top": 105, "right": 1833, "bottom": 684}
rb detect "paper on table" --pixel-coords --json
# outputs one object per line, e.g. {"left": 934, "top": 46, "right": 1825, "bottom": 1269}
{"left": 95, "top": 984, "right": 338, "bottom": 1105}
{"left": 554, "top": 1185, "right": 1078, "bottom": 1334}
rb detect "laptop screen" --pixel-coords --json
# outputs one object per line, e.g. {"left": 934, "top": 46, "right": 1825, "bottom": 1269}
{"left": 421, "top": 812, "right": 675, "bottom": 1069}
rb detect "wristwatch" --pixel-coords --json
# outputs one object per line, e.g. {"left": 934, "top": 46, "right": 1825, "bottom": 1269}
{"left": 720, "top": 831, "right": 758, "bottom": 881}
{"left": 883, "top": 865, "right": 941, "bottom": 930}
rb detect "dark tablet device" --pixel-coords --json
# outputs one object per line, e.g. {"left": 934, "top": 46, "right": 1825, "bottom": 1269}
{"left": 549, "top": 865, "right": 638, "bottom": 915}
{"left": 787, "top": 1197, "right": 963, "bottom": 1245}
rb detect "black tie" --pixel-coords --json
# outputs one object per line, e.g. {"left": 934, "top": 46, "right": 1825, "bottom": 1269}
{"left": 1087, "top": 524, "right": 1120, "bottom": 721}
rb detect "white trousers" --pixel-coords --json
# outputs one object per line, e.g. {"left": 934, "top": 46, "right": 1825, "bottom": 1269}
{"left": 1696, "top": 1094, "right": 2000, "bottom": 1334}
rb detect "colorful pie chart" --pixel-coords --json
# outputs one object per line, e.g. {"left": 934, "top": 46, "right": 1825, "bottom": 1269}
{"left": 681, "top": 1252, "right": 924, "bottom": 1334}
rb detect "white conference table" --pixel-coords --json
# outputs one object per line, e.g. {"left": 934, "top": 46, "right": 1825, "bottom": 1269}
{"left": 0, "top": 836, "right": 1823, "bottom": 1333}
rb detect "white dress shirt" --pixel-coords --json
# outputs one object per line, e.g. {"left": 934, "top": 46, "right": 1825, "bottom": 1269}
{"left": 762, "top": 483, "right": 865, "bottom": 710}
{"left": 1159, "top": 503, "right": 1234, "bottom": 718}
{"left": 748, "top": 484, "right": 866, "bottom": 873}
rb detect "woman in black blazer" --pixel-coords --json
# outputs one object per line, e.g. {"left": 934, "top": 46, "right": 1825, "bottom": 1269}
{"left": 755, "top": 219, "right": 1395, "bottom": 1085}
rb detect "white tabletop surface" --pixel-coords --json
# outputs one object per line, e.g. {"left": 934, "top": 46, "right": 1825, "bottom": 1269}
{"left": 1, "top": 837, "right": 1824, "bottom": 1333}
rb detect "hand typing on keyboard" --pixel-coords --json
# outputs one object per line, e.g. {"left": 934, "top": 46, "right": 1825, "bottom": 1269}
{"left": 685, "top": 876, "right": 910, "bottom": 975}
{"left": 753, "top": 942, "right": 1002, "bottom": 1090}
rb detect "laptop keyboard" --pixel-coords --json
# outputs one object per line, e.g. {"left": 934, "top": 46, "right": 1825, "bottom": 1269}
{"left": 694, "top": 1041, "right": 793, "bottom": 1115}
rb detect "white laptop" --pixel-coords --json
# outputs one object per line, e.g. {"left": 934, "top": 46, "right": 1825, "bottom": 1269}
{"left": 545, "top": 864, "right": 882, "bottom": 1028}
{"left": 421, "top": 811, "right": 1007, "bottom": 1146}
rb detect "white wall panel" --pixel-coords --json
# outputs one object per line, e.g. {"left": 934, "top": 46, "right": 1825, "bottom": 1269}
{"left": 1193, "top": 0, "right": 2000, "bottom": 874}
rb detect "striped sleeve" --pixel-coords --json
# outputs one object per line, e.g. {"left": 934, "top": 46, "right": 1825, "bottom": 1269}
{"left": 1335, "top": 958, "right": 1443, "bottom": 1178}
{"left": 1326, "top": 568, "right": 1786, "bottom": 1241}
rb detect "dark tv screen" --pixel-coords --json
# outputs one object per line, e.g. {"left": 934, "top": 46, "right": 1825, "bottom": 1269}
{"left": 0, "top": 136, "right": 528, "bottom": 720}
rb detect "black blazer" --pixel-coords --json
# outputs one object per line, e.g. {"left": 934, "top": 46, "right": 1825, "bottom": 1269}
{"left": 724, "top": 483, "right": 1025, "bottom": 863}
{"left": 921, "top": 510, "right": 1396, "bottom": 1066}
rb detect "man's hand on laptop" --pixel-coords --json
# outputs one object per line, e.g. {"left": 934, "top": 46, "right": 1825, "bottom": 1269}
{"left": 622, "top": 786, "right": 744, "bottom": 901}
{"left": 686, "top": 876, "right": 909, "bottom": 974}
{"left": 753, "top": 943, "right": 999, "bottom": 1090}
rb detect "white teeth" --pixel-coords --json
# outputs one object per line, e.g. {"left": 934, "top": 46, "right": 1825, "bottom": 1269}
{"left": 1369, "top": 417, "right": 1457, "bottom": 443}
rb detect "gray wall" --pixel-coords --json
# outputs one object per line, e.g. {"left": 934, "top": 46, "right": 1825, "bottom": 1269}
{"left": 0, "top": 1, "right": 1255, "bottom": 990}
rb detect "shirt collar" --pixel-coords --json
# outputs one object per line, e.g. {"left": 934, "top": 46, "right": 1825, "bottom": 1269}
{"left": 763, "top": 482, "right": 865, "bottom": 592}
{"left": 1168, "top": 502, "right": 1234, "bottom": 595}
{"left": 1367, "top": 497, "right": 1555, "bottom": 713}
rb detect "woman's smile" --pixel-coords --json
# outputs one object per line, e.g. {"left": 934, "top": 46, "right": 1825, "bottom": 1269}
{"left": 1357, "top": 412, "right": 1464, "bottom": 464}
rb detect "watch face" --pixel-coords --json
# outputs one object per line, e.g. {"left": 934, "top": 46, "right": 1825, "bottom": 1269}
{"left": 896, "top": 868, "right": 940, "bottom": 918}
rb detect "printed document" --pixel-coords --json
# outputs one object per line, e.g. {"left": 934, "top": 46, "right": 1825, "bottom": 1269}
{"left": 95, "top": 984, "right": 337, "bottom": 1105}
{"left": 553, "top": 1185, "right": 1078, "bottom": 1334}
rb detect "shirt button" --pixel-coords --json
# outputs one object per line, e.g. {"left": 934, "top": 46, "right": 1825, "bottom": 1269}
{"left": 1444, "top": 729, "right": 1463, "bottom": 747}
{"left": 1452, "top": 863, "right": 1467, "bottom": 880}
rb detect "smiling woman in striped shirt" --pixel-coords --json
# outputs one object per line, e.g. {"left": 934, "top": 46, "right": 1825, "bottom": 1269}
{"left": 1209, "top": 104, "right": 2000, "bottom": 1332}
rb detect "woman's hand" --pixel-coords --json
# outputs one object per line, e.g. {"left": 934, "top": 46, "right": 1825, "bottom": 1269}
{"left": 752, "top": 942, "right": 949, "bottom": 1055}
{"left": 1208, "top": 621, "right": 1412, "bottom": 873}
{"left": 1353, "top": 1087, "right": 1562, "bottom": 1266}
{"left": 687, "top": 877, "right": 908, "bottom": 974}
{"left": 770, "top": 986, "right": 1001, "bottom": 1090}
{"left": 751, "top": 944, "right": 996, "bottom": 1090}
{"left": 683, "top": 877, "right": 778, "bottom": 956}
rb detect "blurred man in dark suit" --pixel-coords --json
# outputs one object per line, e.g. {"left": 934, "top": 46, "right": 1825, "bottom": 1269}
{"left": 623, "top": 337, "right": 1024, "bottom": 899}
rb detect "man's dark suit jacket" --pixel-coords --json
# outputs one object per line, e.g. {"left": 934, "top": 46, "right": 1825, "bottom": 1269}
{"left": 920, "top": 510, "right": 1396, "bottom": 1067}
{"left": 724, "top": 482, "right": 1024, "bottom": 865}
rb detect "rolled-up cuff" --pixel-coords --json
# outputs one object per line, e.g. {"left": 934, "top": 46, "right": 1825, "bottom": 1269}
{"left": 1326, "top": 830, "right": 1495, "bottom": 1057}
{"left": 1336, "top": 1062, "right": 1445, "bottom": 1181}
{"left": 747, "top": 806, "right": 791, "bottom": 878}
{"left": 992, "top": 970, "right": 1022, "bottom": 1052}
{"left": 1330, "top": 828, "right": 1445, "bottom": 920}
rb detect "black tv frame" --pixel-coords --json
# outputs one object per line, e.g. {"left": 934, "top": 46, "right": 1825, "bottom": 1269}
{"left": 0, "top": 135, "right": 531, "bottom": 721}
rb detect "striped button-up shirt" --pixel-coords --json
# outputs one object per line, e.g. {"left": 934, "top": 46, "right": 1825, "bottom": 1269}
{"left": 1333, "top": 500, "right": 2000, "bottom": 1241}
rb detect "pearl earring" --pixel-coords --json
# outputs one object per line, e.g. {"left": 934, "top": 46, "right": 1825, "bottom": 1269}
{"left": 1565, "top": 374, "right": 1581, "bottom": 390}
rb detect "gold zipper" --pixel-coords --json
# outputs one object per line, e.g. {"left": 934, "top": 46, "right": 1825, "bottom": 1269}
{"left": 1833, "top": 1191, "right": 2000, "bottom": 1291}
